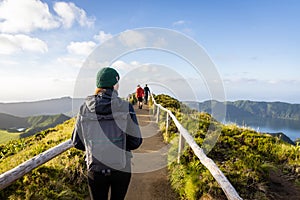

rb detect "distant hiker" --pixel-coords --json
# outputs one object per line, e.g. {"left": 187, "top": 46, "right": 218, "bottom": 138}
{"left": 72, "top": 67, "right": 143, "bottom": 200}
{"left": 143, "top": 84, "right": 150, "bottom": 105}
{"left": 136, "top": 85, "right": 144, "bottom": 109}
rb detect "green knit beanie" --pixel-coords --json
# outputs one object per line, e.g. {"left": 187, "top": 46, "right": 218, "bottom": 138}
{"left": 96, "top": 67, "right": 120, "bottom": 88}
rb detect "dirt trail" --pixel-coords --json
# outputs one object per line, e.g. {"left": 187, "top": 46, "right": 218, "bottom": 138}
{"left": 126, "top": 105, "right": 300, "bottom": 200}
{"left": 266, "top": 169, "right": 300, "bottom": 200}
{"left": 125, "top": 105, "right": 179, "bottom": 200}
{"left": 84, "top": 104, "right": 300, "bottom": 200}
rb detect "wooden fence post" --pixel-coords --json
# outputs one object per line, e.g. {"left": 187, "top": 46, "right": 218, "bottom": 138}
{"left": 156, "top": 106, "right": 160, "bottom": 123}
{"left": 165, "top": 112, "right": 169, "bottom": 137}
{"left": 177, "top": 132, "right": 184, "bottom": 163}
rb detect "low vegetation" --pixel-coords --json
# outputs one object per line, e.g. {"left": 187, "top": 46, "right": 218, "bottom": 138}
{"left": 155, "top": 94, "right": 300, "bottom": 200}
{"left": 0, "top": 118, "right": 89, "bottom": 200}
{"left": 1, "top": 94, "right": 300, "bottom": 199}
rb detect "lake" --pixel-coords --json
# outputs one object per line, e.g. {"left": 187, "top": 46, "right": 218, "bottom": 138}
{"left": 225, "top": 117, "right": 300, "bottom": 141}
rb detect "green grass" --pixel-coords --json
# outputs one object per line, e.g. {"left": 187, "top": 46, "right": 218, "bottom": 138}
{"left": 0, "top": 114, "right": 70, "bottom": 144}
{"left": 154, "top": 94, "right": 300, "bottom": 200}
{"left": 0, "top": 118, "right": 89, "bottom": 200}
{"left": 0, "top": 129, "right": 21, "bottom": 143}
{"left": 1, "top": 94, "right": 300, "bottom": 199}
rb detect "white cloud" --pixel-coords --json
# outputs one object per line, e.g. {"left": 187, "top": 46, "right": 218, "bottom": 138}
{"left": 0, "top": 59, "right": 18, "bottom": 65}
{"left": 153, "top": 37, "right": 168, "bottom": 48}
{"left": 93, "top": 31, "right": 113, "bottom": 43}
{"left": 172, "top": 20, "right": 194, "bottom": 35}
{"left": 223, "top": 77, "right": 300, "bottom": 87}
{"left": 173, "top": 20, "right": 186, "bottom": 26}
{"left": 0, "top": 0, "right": 59, "bottom": 33}
{"left": 222, "top": 77, "right": 300, "bottom": 103}
{"left": 111, "top": 61, "right": 199, "bottom": 100}
{"left": 0, "top": 0, "right": 94, "bottom": 33}
{"left": 53, "top": 2, "right": 95, "bottom": 28}
{"left": 57, "top": 56, "right": 84, "bottom": 69}
{"left": 118, "top": 30, "right": 146, "bottom": 48}
{"left": 111, "top": 60, "right": 140, "bottom": 72}
{"left": 67, "top": 41, "right": 96, "bottom": 56}
{"left": 0, "top": 34, "right": 48, "bottom": 54}
{"left": 0, "top": 75, "right": 75, "bottom": 102}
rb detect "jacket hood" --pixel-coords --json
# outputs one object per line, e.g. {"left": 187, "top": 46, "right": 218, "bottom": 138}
{"left": 84, "top": 89, "right": 120, "bottom": 115}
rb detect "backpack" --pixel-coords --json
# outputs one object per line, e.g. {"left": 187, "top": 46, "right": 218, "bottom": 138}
{"left": 79, "top": 111, "right": 128, "bottom": 171}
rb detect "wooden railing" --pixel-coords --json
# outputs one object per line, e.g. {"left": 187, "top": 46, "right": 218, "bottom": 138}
{"left": 0, "top": 140, "right": 73, "bottom": 190}
{"left": 1, "top": 93, "right": 242, "bottom": 200}
{"left": 151, "top": 94, "right": 242, "bottom": 200}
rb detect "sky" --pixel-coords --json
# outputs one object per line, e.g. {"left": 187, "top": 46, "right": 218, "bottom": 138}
{"left": 0, "top": 0, "right": 299, "bottom": 103}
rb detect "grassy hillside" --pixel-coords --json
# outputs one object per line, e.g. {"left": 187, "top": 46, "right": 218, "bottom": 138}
{"left": 0, "top": 130, "right": 20, "bottom": 143}
{"left": 0, "top": 113, "right": 70, "bottom": 143}
{"left": 1, "top": 94, "right": 300, "bottom": 199}
{"left": 0, "top": 113, "right": 29, "bottom": 129}
{"left": 155, "top": 94, "right": 300, "bottom": 200}
{"left": 0, "top": 118, "right": 89, "bottom": 199}
{"left": 21, "top": 114, "right": 71, "bottom": 138}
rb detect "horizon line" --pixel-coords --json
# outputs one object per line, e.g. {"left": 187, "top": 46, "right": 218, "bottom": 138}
{"left": 0, "top": 95, "right": 299, "bottom": 105}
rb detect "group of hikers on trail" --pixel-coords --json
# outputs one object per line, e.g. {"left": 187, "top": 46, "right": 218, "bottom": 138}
{"left": 136, "top": 84, "right": 150, "bottom": 109}
{"left": 72, "top": 67, "right": 150, "bottom": 200}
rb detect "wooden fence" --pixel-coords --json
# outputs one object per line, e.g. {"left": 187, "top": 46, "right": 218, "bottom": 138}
{"left": 0, "top": 93, "right": 242, "bottom": 200}
{"left": 151, "top": 94, "right": 242, "bottom": 200}
{"left": 0, "top": 140, "right": 73, "bottom": 190}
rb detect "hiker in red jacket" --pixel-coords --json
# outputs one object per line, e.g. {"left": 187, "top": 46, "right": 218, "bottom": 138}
{"left": 136, "top": 85, "right": 144, "bottom": 109}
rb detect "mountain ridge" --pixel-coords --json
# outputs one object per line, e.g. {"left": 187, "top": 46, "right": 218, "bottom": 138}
{"left": 1, "top": 97, "right": 299, "bottom": 118}
{"left": 0, "top": 113, "right": 71, "bottom": 143}
{"left": 1, "top": 95, "right": 300, "bottom": 199}
{"left": 184, "top": 100, "right": 300, "bottom": 121}
{"left": 0, "top": 96, "right": 84, "bottom": 117}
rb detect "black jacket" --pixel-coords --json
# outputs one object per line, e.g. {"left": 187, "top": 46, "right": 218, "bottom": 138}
{"left": 72, "top": 89, "right": 143, "bottom": 171}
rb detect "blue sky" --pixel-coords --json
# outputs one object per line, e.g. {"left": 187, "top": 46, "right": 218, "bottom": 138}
{"left": 0, "top": 0, "right": 299, "bottom": 103}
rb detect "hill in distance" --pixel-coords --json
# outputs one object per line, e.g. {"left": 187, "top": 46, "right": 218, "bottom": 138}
{"left": 156, "top": 94, "right": 300, "bottom": 199}
{"left": 0, "top": 97, "right": 84, "bottom": 117}
{"left": 0, "top": 113, "right": 70, "bottom": 143}
{"left": 2, "top": 97, "right": 299, "bottom": 119}
{"left": 184, "top": 100, "right": 300, "bottom": 121}
{"left": 1, "top": 94, "right": 300, "bottom": 199}
{"left": 184, "top": 100, "right": 300, "bottom": 144}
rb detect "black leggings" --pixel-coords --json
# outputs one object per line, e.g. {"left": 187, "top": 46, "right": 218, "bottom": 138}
{"left": 87, "top": 170, "right": 131, "bottom": 200}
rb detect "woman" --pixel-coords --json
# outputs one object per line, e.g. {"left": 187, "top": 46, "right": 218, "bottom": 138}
{"left": 72, "top": 67, "right": 143, "bottom": 200}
